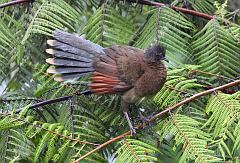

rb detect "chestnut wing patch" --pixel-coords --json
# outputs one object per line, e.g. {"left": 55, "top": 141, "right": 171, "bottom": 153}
{"left": 89, "top": 72, "right": 131, "bottom": 94}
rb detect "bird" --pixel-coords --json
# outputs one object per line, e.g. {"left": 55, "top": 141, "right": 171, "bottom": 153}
{"left": 45, "top": 30, "right": 167, "bottom": 134}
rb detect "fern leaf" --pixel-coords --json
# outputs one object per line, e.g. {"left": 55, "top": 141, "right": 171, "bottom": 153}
{"left": 158, "top": 114, "right": 221, "bottom": 162}
{"left": 22, "top": 0, "right": 80, "bottom": 42}
{"left": 133, "top": 7, "right": 194, "bottom": 65}
{"left": 83, "top": 5, "right": 135, "bottom": 47}
{"left": 192, "top": 19, "right": 240, "bottom": 79}
{"left": 115, "top": 138, "right": 159, "bottom": 163}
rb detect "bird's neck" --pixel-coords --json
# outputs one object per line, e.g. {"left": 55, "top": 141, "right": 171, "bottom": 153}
{"left": 144, "top": 57, "right": 163, "bottom": 64}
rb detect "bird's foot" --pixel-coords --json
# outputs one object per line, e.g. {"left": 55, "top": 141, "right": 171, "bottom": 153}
{"left": 138, "top": 111, "right": 153, "bottom": 129}
{"left": 130, "top": 126, "right": 137, "bottom": 136}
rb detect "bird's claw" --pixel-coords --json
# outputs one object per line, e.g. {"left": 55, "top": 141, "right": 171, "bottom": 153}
{"left": 130, "top": 126, "right": 138, "bottom": 136}
{"left": 138, "top": 111, "right": 152, "bottom": 128}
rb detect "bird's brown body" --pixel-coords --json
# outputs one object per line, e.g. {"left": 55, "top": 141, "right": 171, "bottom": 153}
{"left": 46, "top": 30, "right": 167, "bottom": 133}
{"left": 91, "top": 46, "right": 167, "bottom": 103}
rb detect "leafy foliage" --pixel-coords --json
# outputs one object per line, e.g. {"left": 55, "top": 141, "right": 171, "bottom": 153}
{"left": 157, "top": 114, "right": 221, "bottom": 162}
{"left": 172, "top": 0, "right": 215, "bottom": 14}
{"left": 0, "top": 0, "right": 240, "bottom": 162}
{"left": 83, "top": 5, "right": 135, "bottom": 47}
{"left": 22, "top": 0, "right": 80, "bottom": 41}
{"left": 192, "top": 19, "right": 240, "bottom": 79}
{"left": 133, "top": 7, "right": 194, "bottom": 65}
{"left": 115, "top": 138, "right": 159, "bottom": 163}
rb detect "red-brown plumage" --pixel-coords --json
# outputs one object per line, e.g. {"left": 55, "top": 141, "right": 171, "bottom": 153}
{"left": 90, "top": 71, "right": 130, "bottom": 94}
{"left": 45, "top": 30, "right": 167, "bottom": 134}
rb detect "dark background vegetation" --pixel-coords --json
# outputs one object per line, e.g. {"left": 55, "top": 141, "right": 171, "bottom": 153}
{"left": 0, "top": 0, "right": 240, "bottom": 162}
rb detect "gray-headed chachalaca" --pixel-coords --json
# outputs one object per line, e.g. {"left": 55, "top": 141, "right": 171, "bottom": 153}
{"left": 46, "top": 30, "right": 167, "bottom": 134}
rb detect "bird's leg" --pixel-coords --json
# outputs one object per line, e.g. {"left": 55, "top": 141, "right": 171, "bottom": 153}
{"left": 121, "top": 99, "right": 136, "bottom": 135}
{"left": 138, "top": 110, "right": 152, "bottom": 129}
{"left": 121, "top": 89, "right": 141, "bottom": 135}
{"left": 123, "top": 111, "right": 136, "bottom": 135}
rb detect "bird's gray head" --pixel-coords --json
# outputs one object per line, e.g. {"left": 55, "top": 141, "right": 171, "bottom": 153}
{"left": 144, "top": 44, "right": 167, "bottom": 62}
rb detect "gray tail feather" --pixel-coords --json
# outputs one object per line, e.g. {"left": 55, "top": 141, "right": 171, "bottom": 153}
{"left": 46, "top": 30, "right": 105, "bottom": 81}
{"left": 53, "top": 30, "right": 104, "bottom": 54}
{"left": 53, "top": 73, "right": 92, "bottom": 82}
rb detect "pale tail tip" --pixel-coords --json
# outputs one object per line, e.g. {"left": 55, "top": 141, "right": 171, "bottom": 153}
{"left": 46, "top": 58, "right": 54, "bottom": 64}
{"left": 47, "top": 40, "right": 55, "bottom": 46}
{"left": 54, "top": 76, "right": 64, "bottom": 82}
{"left": 46, "top": 67, "right": 56, "bottom": 74}
{"left": 46, "top": 49, "right": 54, "bottom": 54}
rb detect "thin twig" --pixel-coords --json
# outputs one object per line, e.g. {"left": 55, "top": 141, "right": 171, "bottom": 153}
{"left": 0, "top": 98, "right": 42, "bottom": 103}
{"left": 73, "top": 79, "right": 240, "bottom": 162}
{"left": 0, "top": 0, "right": 31, "bottom": 9}
{"left": 72, "top": 131, "right": 131, "bottom": 163}
{"left": 126, "top": 0, "right": 214, "bottom": 20}
{"left": 15, "top": 90, "right": 91, "bottom": 113}
{"left": 190, "top": 69, "right": 235, "bottom": 81}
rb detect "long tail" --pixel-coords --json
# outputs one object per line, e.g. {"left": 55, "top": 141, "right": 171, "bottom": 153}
{"left": 46, "top": 30, "right": 105, "bottom": 81}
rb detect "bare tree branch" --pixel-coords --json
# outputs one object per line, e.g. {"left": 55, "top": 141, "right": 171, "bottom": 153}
{"left": 15, "top": 90, "right": 91, "bottom": 113}
{"left": 0, "top": 0, "right": 32, "bottom": 9}
{"left": 73, "top": 79, "right": 240, "bottom": 162}
{"left": 126, "top": 0, "right": 214, "bottom": 20}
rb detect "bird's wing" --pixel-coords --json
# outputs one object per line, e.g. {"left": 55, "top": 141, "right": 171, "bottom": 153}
{"left": 89, "top": 45, "right": 144, "bottom": 94}
{"left": 108, "top": 45, "right": 145, "bottom": 86}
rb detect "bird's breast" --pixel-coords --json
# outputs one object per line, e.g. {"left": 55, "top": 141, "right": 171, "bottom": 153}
{"left": 134, "top": 62, "right": 167, "bottom": 97}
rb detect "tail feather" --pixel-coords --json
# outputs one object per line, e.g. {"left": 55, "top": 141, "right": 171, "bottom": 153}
{"left": 47, "top": 40, "right": 94, "bottom": 58}
{"left": 47, "top": 67, "right": 94, "bottom": 74}
{"left": 46, "top": 30, "right": 106, "bottom": 81}
{"left": 46, "top": 49, "right": 92, "bottom": 63}
{"left": 46, "top": 30, "right": 131, "bottom": 94}
{"left": 53, "top": 30, "right": 104, "bottom": 54}
{"left": 54, "top": 72, "right": 91, "bottom": 82}
{"left": 46, "top": 58, "right": 92, "bottom": 67}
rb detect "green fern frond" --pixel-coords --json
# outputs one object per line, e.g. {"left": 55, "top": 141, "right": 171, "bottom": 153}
{"left": 203, "top": 93, "right": 240, "bottom": 137}
{"left": 22, "top": 0, "right": 80, "bottom": 42}
{"left": 192, "top": 19, "right": 240, "bottom": 79}
{"left": 202, "top": 92, "right": 240, "bottom": 159}
{"left": 233, "top": 120, "right": 240, "bottom": 154}
{"left": 232, "top": 92, "right": 240, "bottom": 156}
{"left": 157, "top": 114, "right": 221, "bottom": 162}
{"left": 51, "top": 139, "right": 71, "bottom": 162}
{"left": 190, "top": 0, "right": 215, "bottom": 13}
{"left": 228, "top": 25, "right": 240, "bottom": 42}
{"left": 133, "top": 7, "right": 194, "bottom": 65}
{"left": 83, "top": 5, "right": 135, "bottom": 47}
{"left": 73, "top": 103, "right": 112, "bottom": 143}
{"left": 115, "top": 138, "right": 159, "bottom": 163}
{"left": 0, "top": 129, "right": 35, "bottom": 162}
{"left": 0, "top": 18, "right": 21, "bottom": 81}
{"left": 33, "top": 123, "right": 60, "bottom": 162}
{"left": 0, "top": 19, "right": 16, "bottom": 52}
